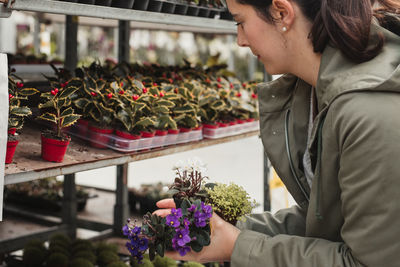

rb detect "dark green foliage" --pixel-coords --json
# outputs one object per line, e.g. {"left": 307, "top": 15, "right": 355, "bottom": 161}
{"left": 48, "top": 244, "right": 70, "bottom": 257}
{"left": 70, "top": 258, "right": 94, "bottom": 267}
{"left": 96, "top": 242, "right": 119, "bottom": 254}
{"left": 46, "top": 252, "right": 69, "bottom": 267}
{"left": 24, "top": 239, "right": 46, "bottom": 253}
{"left": 182, "top": 262, "right": 206, "bottom": 267}
{"left": 97, "top": 250, "right": 119, "bottom": 267}
{"left": 49, "top": 233, "right": 72, "bottom": 247}
{"left": 106, "top": 261, "right": 130, "bottom": 267}
{"left": 72, "top": 239, "right": 95, "bottom": 252}
{"left": 152, "top": 255, "right": 178, "bottom": 267}
{"left": 74, "top": 250, "right": 97, "bottom": 264}
{"left": 22, "top": 247, "right": 46, "bottom": 267}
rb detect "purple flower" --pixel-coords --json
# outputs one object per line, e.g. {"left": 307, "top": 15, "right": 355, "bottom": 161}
{"left": 201, "top": 203, "right": 213, "bottom": 218}
{"left": 122, "top": 225, "right": 130, "bottom": 236}
{"left": 138, "top": 238, "right": 148, "bottom": 251}
{"left": 188, "top": 204, "right": 197, "bottom": 212}
{"left": 183, "top": 218, "right": 191, "bottom": 228}
{"left": 171, "top": 208, "right": 182, "bottom": 218}
{"left": 194, "top": 210, "right": 207, "bottom": 227}
{"left": 132, "top": 226, "right": 141, "bottom": 235}
{"left": 177, "top": 245, "right": 191, "bottom": 256}
{"left": 175, "top": 227, "right": 191, "bottom": 246}
{"left": 166, "top": 214, "right": 180, "bottom": 228}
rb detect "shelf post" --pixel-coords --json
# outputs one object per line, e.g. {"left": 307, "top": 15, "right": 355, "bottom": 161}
{"left": 62, "top": 173, "right": 77, "bottom": 238}
{"left": 263, "top": 69, "right": 272, "bottom": 211}
{"left": 114, "top": 163, "right": 129, "bottom": 235}
{"left": 118, "top": 20, "right": 130, "bottom": 63}
{"left": 65, "top": 15, "right": 78, "bottom": 72}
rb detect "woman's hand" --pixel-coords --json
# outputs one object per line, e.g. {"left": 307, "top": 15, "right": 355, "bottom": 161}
{"left": 154, "top": 198, "right": 240, "bottom": 263}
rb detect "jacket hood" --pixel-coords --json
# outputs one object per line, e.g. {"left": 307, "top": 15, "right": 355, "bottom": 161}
{"left": 316, "top": 20, "right": 400, "bottom": 112}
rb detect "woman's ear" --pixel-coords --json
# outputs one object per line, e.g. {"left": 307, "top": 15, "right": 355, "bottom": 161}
{"left": 271, "top": 0, "right": 295, "bottom": 30}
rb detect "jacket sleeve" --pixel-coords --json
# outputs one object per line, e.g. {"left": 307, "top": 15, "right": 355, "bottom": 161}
{"left": 232, "top": 92, "right": 400, "bottom": 267}
{"left": 236, "top": 205, "right": 307, "bottom": 237}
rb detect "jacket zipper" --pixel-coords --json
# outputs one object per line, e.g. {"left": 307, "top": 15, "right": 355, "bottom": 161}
{"left": 284, "top": 109, "right": 310, "bottom": 203}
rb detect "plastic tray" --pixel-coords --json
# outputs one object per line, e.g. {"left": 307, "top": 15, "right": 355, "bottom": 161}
{"left": 69, "top": 123, "right": 203, "bottom": 153}
{"left": 202, "top": 121, "right": 259, "bottom": 139}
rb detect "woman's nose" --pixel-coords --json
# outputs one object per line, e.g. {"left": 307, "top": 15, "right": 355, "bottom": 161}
{"left": 236, "top": 30, "right": 249, "bottom": 47}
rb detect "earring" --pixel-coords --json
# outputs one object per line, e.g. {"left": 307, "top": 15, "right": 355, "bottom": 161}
{"left": 282, "top": 26, "right": 287, "bottom": 32}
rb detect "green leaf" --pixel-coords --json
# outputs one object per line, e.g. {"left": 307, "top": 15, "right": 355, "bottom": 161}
{"left": 61, "top": 114, "right": 80, "bottom": 127}
{"left": 38, "top": 100, "right": 55, "bottom": 109}
{"left": 58, "top": 86, "right": 79, "bottom": 99}
{"left": 156, "top": 243, "right": 164, "bottom": 257}
{"left": 190, "top": 240, "right": 203, "bottom": 253}
{"left": 60, "top": 107, "right": 74, "bottom": 117}
{"left": 10, "top": 106, "right": 31, "bottom": 117}
{"left": 74, "top": 98, "right": 90, "bottom": 110}
{"left": 210, "top": 100, "right": 226, "bottom": 110}
{"left": 149, "top": 244, "right": 155, "bottom": 261}
{"left": 19, "top": 88, "right": 39, "bottom": 96}
{"left": 173, "top": 104, "right": 195, "bottom": 114}
{"left": 155, "top": 99, "right": 175, "bottom": 108}
{"left": 38, "top": 112, "right": 57, "bottom": 124}
{"left": 153, "top": 106, "right": 170, "bottom": 114}
{"left": 196, "top": 229, "right": 210, "bottom": 246}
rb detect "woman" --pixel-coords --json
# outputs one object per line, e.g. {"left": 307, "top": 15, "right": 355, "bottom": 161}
{"left": 156, "top": 0, "right": 400, "bottom": 266}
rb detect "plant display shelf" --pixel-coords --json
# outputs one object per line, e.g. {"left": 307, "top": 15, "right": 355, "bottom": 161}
{"left": 2, "top": 125, "right": 259, "bottom": 254}
{"left": 1, "top": 0, "right": 236, "bottom": 34}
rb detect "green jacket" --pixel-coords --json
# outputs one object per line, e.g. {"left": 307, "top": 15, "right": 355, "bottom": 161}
{"left": 231, "top": 20, "right": 400, "bottom": 266}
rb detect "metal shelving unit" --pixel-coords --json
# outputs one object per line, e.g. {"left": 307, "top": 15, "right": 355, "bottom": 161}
{"left": 0, "top": 0, "right": 268, "bottom": 256}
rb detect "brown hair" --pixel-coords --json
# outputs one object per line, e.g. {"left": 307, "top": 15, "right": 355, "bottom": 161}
{"left": 237, "top": 0, "right": 400, "bottom": 63}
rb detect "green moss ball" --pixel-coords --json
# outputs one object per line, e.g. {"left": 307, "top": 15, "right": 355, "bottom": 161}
{"left": 97, "top": 250, "right": 119, "bottom": 267}
{"left": 152, "top": 255, "right": 178, "bottom": 267}
{"left": 22, "top": 247, "right": 46, "bottom": 267}
{"left": 74, "top": 250, "right": 97, "bottom": 264}
{"left": 70, "top": 258, "right": 94, "bottom": 267}
{"left": 46, "top": 252, "right": 69, "bottom": 267}
{"left": 182, "top": 261, "right": 206, "bottom": 267}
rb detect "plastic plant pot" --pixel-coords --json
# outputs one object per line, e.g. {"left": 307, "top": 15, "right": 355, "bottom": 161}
{"left": 165, "top": 128, "right": 179, "bottom": 146}
{"left": 88, "top": 125, "right": 114, "bottom": 149}
{"left": 133, "top": 0, "right": 149, "bottom": 10}
{"left": 187, "top": 4, "right": 199, "bottom": 16}
{"left": 202, "top": 123, "right": 219, "bottom": 138}
{"left": 95, "top": 0, "right": 112, "bottom": 6}
{"left": 139, "top": 131, "right": 155, "bottom": 151}
{"left": 111, "top": 0, "right": 135, "bottom": 8}
{"left": 177, "top": 127, "right": 192, "bottom": 144}
{"left": 5, "top": 140, "right": 19, "bottom": 164}
{"left": 115, "top": 130, "right": 141, "bottom": 151}
{"left": 75, "top": 119, "right": 89, "bottom": 138}
{"left": 153, "top": 129, "right": 168, "bottom": 148}
{"left": 8, "top": 128, "right": 17, "bottom": 135}
{"left": 198, "top": 6, "right": 210, "bottom": 17}
{"left": 78, "top": 0, "right": 95, "bottom": 4}
{"left": 161, "top": 0, "right": 175, "bottom": 13}
{"left": 174, "top": 2, "right": 188, "bottom": 15}
{"left": 41, "top": 134, "right": 71, "bottom": 163}
{"left": 147, "top": 0, "right": 163, "bottom": 12}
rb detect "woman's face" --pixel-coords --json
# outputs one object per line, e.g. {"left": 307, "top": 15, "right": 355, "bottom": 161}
{"left": 226, "top": 0, "right": 289, "bottom": 74}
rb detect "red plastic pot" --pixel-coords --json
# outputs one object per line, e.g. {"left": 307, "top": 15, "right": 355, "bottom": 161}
{"left": 41, "top": 134, "right": 70, "bottom": 162}
{"left": 236, "top": 119, "right": 246, "bottom": 124}
{"left": 5, "top": 140, "right": 19, "bottom": 164}
{"left": 139, "top": 131, "right": 155, "bottom": 151}
{"left": 179, "top": 127, "right": 192, "bottom": 133}
{"left": 76, "top": 119, "right": 89, "bottom": 137}
{"left": 229, "top": 120, "right": 237, "bottom": 126}
{"left": 115, "top": 130, "right": 141, "bottom": 151}
{"left": 194, "top": 124, "right": 203, "bottom": 131}
{"left": 246, "top": 118, "right": 255, "bottom": 122}
{"left": 8, "top": 128, "right": 17, "bottom": 135}
{"left": 217, "top": 122, "right": 229, "bottom": 128}
{"left": 88, "top": 125, "right": 114, "bottom": 149}
{"left": 203, "top": 123, "right": 219, "bottom": 129}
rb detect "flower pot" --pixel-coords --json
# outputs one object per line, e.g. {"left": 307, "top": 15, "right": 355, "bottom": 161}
{"left": 5, "top": 140, "right": 19, "bottom": 164}
{"left": 147, "top": 0, "right": 163, "bottom": 12}
{"left": 165, "top": 129, "right": 179, "bottom": 146}
{"left": 198, "top": 6, "right": 210, "bottom": 17}
{"left": 75, "top": 119, "right": 89, "bottom": 137}
{"left": 95, "top": 0, "right": 112, "bottom": 6}
{"left": 115, "top": 130, "right": 141, "bottom": 151}
{"left": 88, "top": 125, "right": 114, "bottom": 149}
{"left": 41, "top": 134, "right": 71, "bottom": 162}
{"left": 161, "top": 0, "right": 175, "bottom": 13}
{"left": 202, "top": 123, "right": 219, "bottom": 138}
{"left": 187, "top": 4, "right": 199, "bottom": 16}
{"left": 174, "top": 2, "right": 188, "bottom": 15}
{"left": 78, "top": 0, "right": 95, "bottom": 4}
{"left": 177, "top": 127, "right": 192, "bottom": 144}
{"left": 139, "top": 131, "right": 155, "bottom": 151}
{"left": 111, "top": 0, "right": 135, "bottom": 8}
{"left": 189, "top": 125, "right": 203, "bottom": 141}
{"left": 153, "top": 129, "right": 168, "bottom": 148}
{"left": 132, "top": 0, "right": 149, "bottom": 10}
{"left": 8, "top": 128, "right": 17, "bottom": 135}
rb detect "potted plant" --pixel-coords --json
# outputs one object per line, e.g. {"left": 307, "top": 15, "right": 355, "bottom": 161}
{"left": 37, "top": 79, "right": 80, "bottom": 162}
{"left": 6, "top": 75, "right": 39, "bottom": 164}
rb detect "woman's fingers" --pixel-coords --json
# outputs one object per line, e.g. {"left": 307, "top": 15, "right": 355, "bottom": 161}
{"left": 152, "top": 208, "right": 172, "bottom": 217}
{"left": 156, "top": 198, "right": 176, "bottom": 209}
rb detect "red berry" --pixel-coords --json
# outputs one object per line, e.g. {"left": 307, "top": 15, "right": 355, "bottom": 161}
{"left": 9, "top": 94, "right": 13, "bottom": 99}
{"left": 230, "top": 83, "right": 234, "bottom": 89}
{"left": 168, "top": 78, "right": 173, "bottom": 84}
{"left": 251, "top": 93, "right": 258, "bottom": 99}
{"left": 153, "top": 82, "right": 158, "bottom": 86}
{"left": 54, "top": 88, "right": 59, "bottom": 93}
{"left": 205, "top": 78, "right": 211, "bottom": 83}
{"left": 242, "top": 83, "right": 247, "bottom": 87}
{"left": 217, "top": 84, "right": 222, "bottom": 89}
{"left": 119, "top": 90, "right": 124, "bottom": 95}
{"left": 162, "top": 73, "right": 167, "bottom": 78}
{"left": 51, "top": 90, "right": 56, "bottom": 95}
{"left": 159, "top": 91, "right": 165, "bottom": 97}
{"left": 120, "top": 82, "right": 124, "bottom": 87}
{"left": 153, "top": 94, "right": 158, "bottom": 97}
{"left": 142, "top": 81, "right": 146, "bottom": 86}
{"left": 217, "top": 77, "right": 222, "bottom": 82}
{"left": 91, "top": 92, "right": 97, "bottom": 96}
{"left": 132, "top": 94, "right": 139, "bottom": 101}
{"left": 236, "top": 92, "right": 242, "bottom": 97}
{"left": 16, "top": 82, "right": 24, "bottom": 88}
{"left": 174, "top": 88, "right": 178, "bottom": 94}
{"left": 107, "top": 93, "right": 113, "bottom": 99}
{"left": 142, "top": 88, "right": 148, "bottom": 93}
